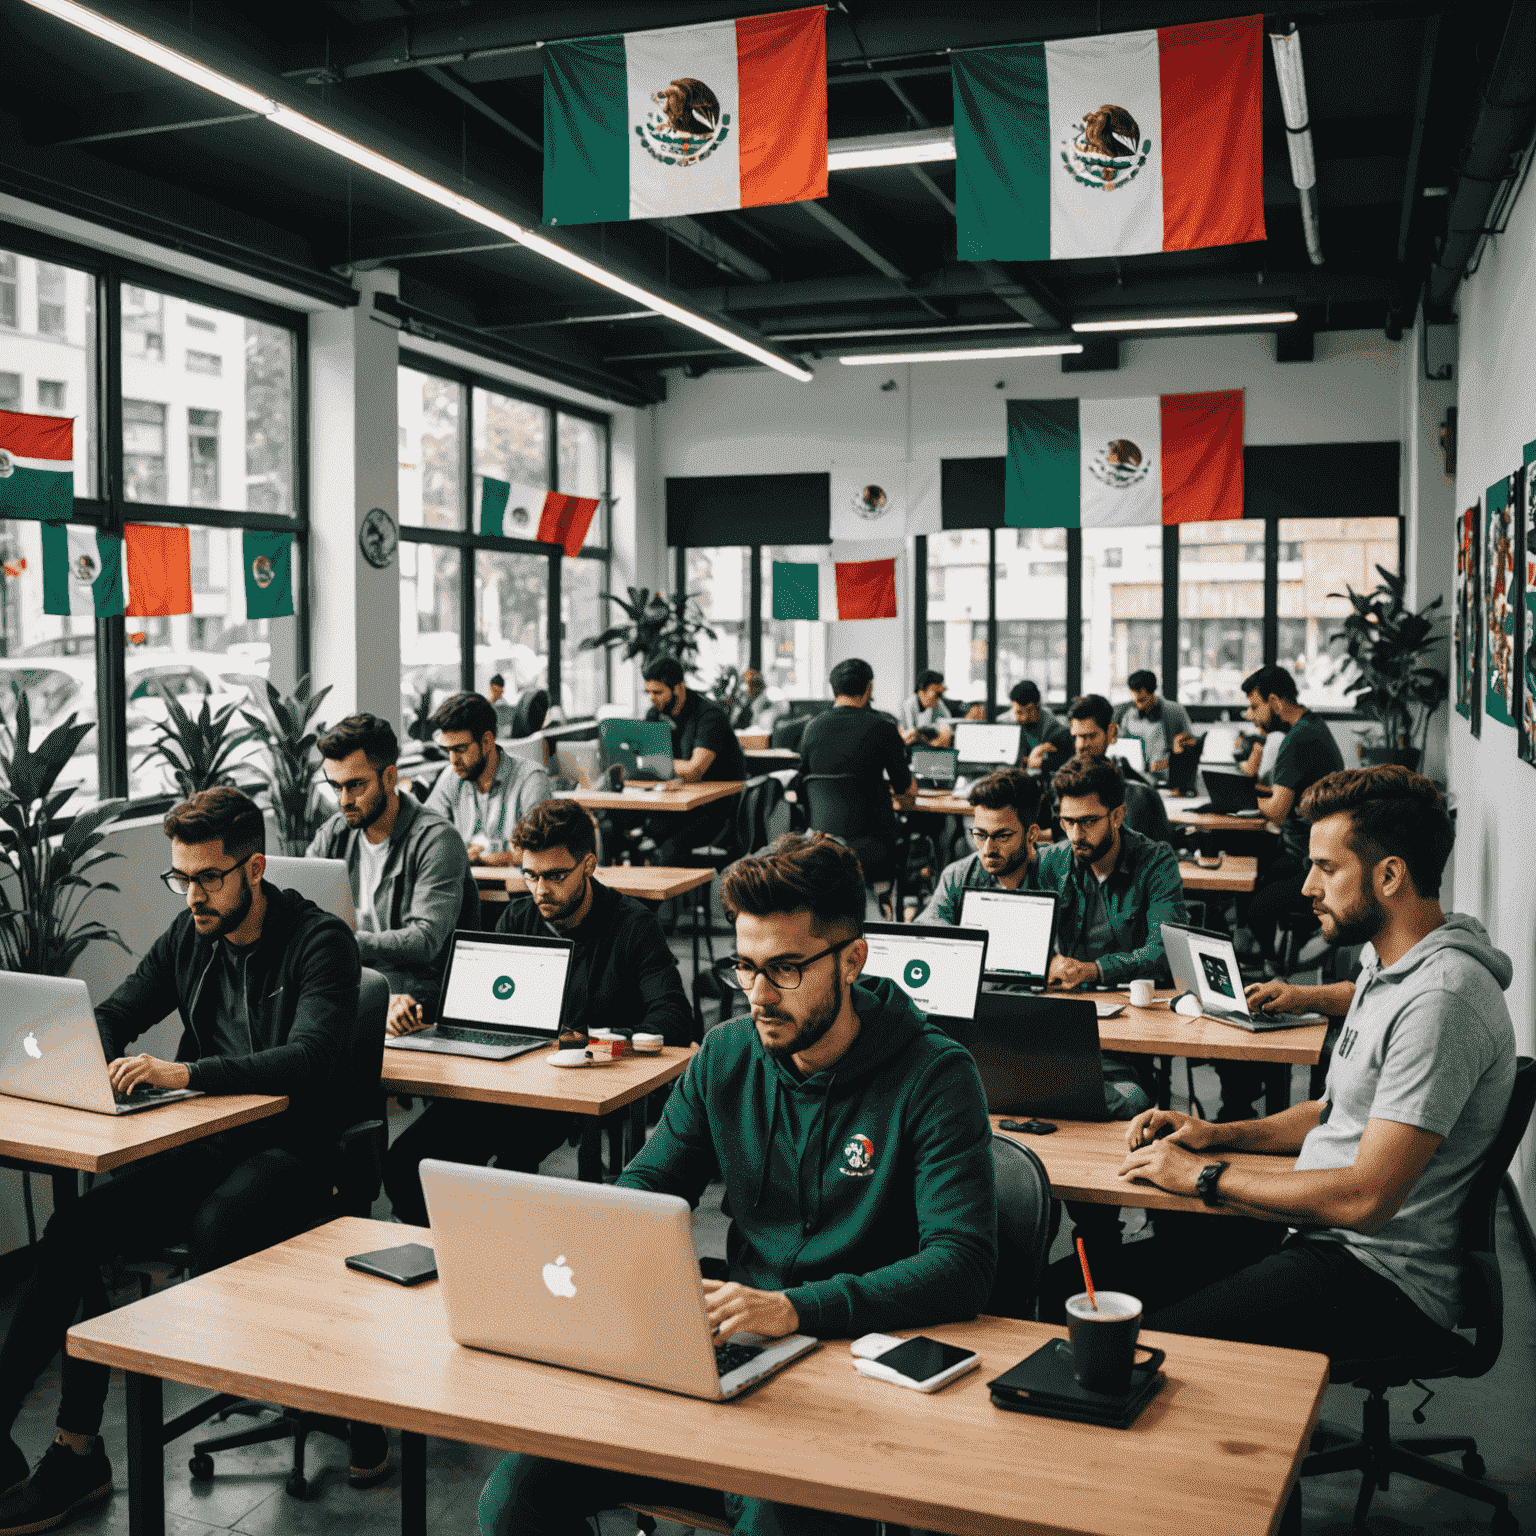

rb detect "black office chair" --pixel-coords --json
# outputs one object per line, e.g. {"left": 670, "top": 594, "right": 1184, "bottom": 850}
{"left": 987, "top": 1133, "right": 1057, "bottom": 1321}
{"left": 510, "top": 687, "right": 549, "bottom": 739}
{"left": 801, "top": 774, "right": 907, "bottom": 917}
{"left": 1301, "top": 1055, "right": 1535, "bottom": 1533}
{"left": 769, "top": 715, "right": 809, "bottom": 753}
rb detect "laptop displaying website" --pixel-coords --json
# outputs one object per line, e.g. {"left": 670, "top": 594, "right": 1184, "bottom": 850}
{"left": 1161, "top": 922, "right": 1323, "bottom": 1031}
{"left": 862, "top": 923, "right": 989, "bottom": 1021}
{"left": 958, "top": 889, "right": 1058, "bottom": 984}
{"left": 1106, "top": 736, "right": 1147, "bottom": 776}
{"left": 952, "top": 722, "right": 1021, "bottom": 773}
{"left": 910, "top": 747, "right": 958, "bottom": 790}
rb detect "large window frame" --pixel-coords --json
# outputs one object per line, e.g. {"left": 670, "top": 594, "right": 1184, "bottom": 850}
{"left": 0, "top": 220, "right": 310, "bottom": 806}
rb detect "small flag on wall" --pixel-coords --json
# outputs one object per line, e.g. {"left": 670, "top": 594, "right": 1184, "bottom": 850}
{"left": 1006, "top": 389, "right": 1243, "bottom": 529}
{"left": 243, "top": 530, "right": 294, "bottom": 619}
{"left": 952, "top": 15, "right": 1264, "bottom": 262}
{"left": 834, "top": 558, "right": 898, "bottom": 621}
{"left": 41, "top": 523, "right": 122, "bottom": 617}
{"left": 828, "top": 464, "right": 942, "bottom": 543}
{"left": 480, "top": 477, "right": 512, "bottom": 537}
{"left": 771, "top": 560, "right": 819, "bottom": 621}
{"left": 537, "top": 493, "right": 602, "bottom": 557}
{"left": 481, "top": 478, "right": 601, "bottom": 556}
{"left": 1519, "top": 443, "right": 1536, "bottom": 766}
{"left": 125, "top": 524, "right": 193, "bottom": 617}
{"left": 0, "top": 409, "right": 74, "bottom": 521}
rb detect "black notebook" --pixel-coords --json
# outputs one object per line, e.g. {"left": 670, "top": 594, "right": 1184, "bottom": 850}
{"left": 988, "top": 1337, "right": 1164, "bottom": 1429}
{"left": 345, "top": 1242, "right": 439, "bottom": 1287}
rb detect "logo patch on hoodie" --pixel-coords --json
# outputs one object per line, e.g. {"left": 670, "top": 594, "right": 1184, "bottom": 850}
{"left": 839, "top": 1133, "right": 875, "bottom": 1178}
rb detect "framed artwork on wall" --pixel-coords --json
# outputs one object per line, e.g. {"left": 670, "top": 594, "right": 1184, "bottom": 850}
{"left": 1485, "top": 475, "right": 1518, "bottom": 729}
{"left": 1521, "top": 445, "right": 1536, "bottom": 766}
{"left": 1455, "top": 500, "right": 1481, "bottom": 736}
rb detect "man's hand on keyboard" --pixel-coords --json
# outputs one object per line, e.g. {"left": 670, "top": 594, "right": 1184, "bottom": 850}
{"left": 702, "top": 1280, "right": 799, "bottom": 1342}
{"left": 1244, "top": 978, "right": 1307, "bottom": 1016}
{"left": 386, "top": 995, "right": 429, "bottom": 1036}
{"left": 108, "top": 1054, "right": 191, "bottom": 1094}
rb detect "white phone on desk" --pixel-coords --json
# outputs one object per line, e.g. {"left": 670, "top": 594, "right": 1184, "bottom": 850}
{"left": 850, "top": 1333, "right": 981, "bottom": 1393}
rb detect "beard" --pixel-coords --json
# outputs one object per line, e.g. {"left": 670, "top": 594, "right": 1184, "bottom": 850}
{"left": 536, "top": 874, "right": 589, "bottom": 927}
{"left": 192, "top": 870, "right": 253, "bottom": 938}
{"left": 452, "top": 744, "right": 487, "bottom": 780}
{"left": 755, "top": 972, "right": 844, "bottom": 1062}
{"left": 1070, "top": 827, "right": 1116, "bottom": 866}
{"left": 345, "top": 782, "right": 390, "bottom": 830}
{"left": 981, "top": 844, "right": 1030, "bottom": 880}
{"left": 1314, "top": 888, "right": 1386, "bottom": 947}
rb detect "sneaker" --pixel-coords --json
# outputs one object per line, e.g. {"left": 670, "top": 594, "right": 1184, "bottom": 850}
{"left": 0, "top": 1440, "right": 113, "bottom": 1535}
{"left": 347, "top": 1423, "right": 390, "bottom": 1490}
{"left": 0, "top": 1442, "right": 25, "bottom": 1498}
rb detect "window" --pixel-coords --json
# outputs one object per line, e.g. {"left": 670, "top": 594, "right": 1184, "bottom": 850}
{"left": 558, "top": 413, "right": 606, "bottom": 549}
{"left": 400, "top": 542, "right": 462, "bottom": 732}
{"left": 122, "top": 286, "right": 163, "bottom": 362}
{"left": 475, "top": 386, "right": 547, "bottom": 533}
{"left": 185, "top": 349, "right": 222, "bottom": 376}
{"left": 998, "top": 527, "right": 1068, "bottom": 706}
{"left": 1178, "top": 521, "right": 1265, "bottom": 705}
{"left": 926, "top": 530, "right": 990, "bottom": 699}
{"left": 1082, "top": 525, "right": 1163, "bottom": 701}
{"left": 122, "top": 399, "right": 168, "bottom": 505}
{"left": 763, "top": 544, "right": 828, "bottom": 699}
{"left": 185, "top": 311, "right": 217, "bottom": 333}
{"left": 0, "top": 373, "right": 18, "bottom": 411}
{"left": 690, "top": 547, "right": 751, "bottom": 685}
{"left": 561, "top": 556, "right": 605, "bottom": 719}
{"left": 37, "top": 380, "right": 64, "bottom": 411}
{"left": 36, "top": 263, "right": 66, "bottom": 337}
{"left": 477, "top": 550, "right": 548, "bottom": 700}
{"left": 398, "top": 367, "right": 464, "bottom": 529}
{"left": 0, "top": 253, "right": 15, "bottom": 329}
{"left": 187, "top": 407, "right": 219, "bottom": 507}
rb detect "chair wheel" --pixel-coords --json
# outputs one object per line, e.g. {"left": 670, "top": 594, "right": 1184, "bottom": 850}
{"left": 188, "top": 1454, "right": 214, "bottom": 1482}
{"left": 1463, "top": 1453, "right": 1486, "bottom": 1479}
{"left": 1490, "top": 1510, "right": 1518, "bottom": 1536}
{"left": 285, "top": 1474, "right": 308, "bottom": 1500}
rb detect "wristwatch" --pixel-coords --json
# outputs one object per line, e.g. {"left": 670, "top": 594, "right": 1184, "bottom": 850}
{"left": 1196, "top": 1161, "right": 1230, "bottom": 1207}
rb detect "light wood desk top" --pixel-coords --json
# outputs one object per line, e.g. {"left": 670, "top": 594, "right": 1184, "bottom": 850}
{"left": 1165, "top": 802, "right": 1280, "bottom": 836}
{"left": 743, "top": 747, "right": 800, "bottom": 767}
{"left": 1179, "top": 853, "right": 1258, "bottom": 893}
{"left": 472, "top": 865, "right": 714, "bottom": 903}
{"left": 1095, "top": 990, "right": 1327, "bottom": 1065}
{"left": 735, "top": 729, "right": 771, "bottom": 750}
{"left": 381, "top": 1043, "right": 693, "bottom": 1115}
{"left": 0, "top": 1093, "right": 289, "bottom": 1175}
{"left": 565, "top": 781, "right": 743, "bottom": 814}
{"left": 993, "top": 1116, "right": 1299, "bottom": 1221}
{"left": 905, "top": 790, "right": 977, "bottom": 817}
{"left": 70, "top": 1215, "right": 1327, "bottom": 1536}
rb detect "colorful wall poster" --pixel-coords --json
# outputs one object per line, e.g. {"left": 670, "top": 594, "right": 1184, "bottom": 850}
{"left": 1522, "top": 445, "right": 1536, "bottom": 764}
{"left": 1455, "top": 501, "right": 1480, "bottom": 735}
{"left": 1486, "top": 475, "right": 1517, "bottom": 728}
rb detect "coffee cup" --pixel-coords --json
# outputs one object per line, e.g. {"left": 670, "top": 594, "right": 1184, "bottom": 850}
{"left": 1128, "top": 978, "right": 1155, "bottom": 1008}
{"left": 1065, "top": 1290, "right": 1164, "bottom": 1395}
{"left": 631, "top": 1033, "right": 664, "bottom": 1054}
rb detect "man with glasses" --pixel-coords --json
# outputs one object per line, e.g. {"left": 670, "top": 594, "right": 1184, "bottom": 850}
{"left": 918, "top": 769, "right": 1043, "bottom": 923}
{"left": 423, "top": 692, "right": 550, "bottom": 867}
{"left": 382, "top": 799, "right": 689, "bottom": 1225}
{"left": 476, "top": 831, "right": 996, "bottom": 1536}
{"left": 0, "top": 789, "right": 365, "bottom": 1530}
{"left": 1065, "top": 695, "right": 1172, "bottom": 844}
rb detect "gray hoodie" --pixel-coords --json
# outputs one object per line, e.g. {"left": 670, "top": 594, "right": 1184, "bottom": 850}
{"left": 1296, "top": 914, "right": 1516, "bottom": 1329}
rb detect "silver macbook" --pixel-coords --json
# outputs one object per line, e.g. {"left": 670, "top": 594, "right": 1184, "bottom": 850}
{"left": 264, "top": 856, "right": 357, "bottom": 930}
{"left": 0, "top": 975, "right": 203, "bottom": 1116}
{"left": 419, "top": 1162, "right": 817, "bottom": 1400}
{"left": 384, "top": 930, "right": 574, "bottom": 1060}
{"left": 1162, "top": 922, "right": 1324, "bottom": 1030}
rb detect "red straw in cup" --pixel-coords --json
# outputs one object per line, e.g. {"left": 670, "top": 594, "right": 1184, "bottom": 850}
{"left": 1075, "top": 1237, "right": 1099, "bottom": 1312}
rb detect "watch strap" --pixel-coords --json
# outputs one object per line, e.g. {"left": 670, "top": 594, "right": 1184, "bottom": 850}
{"left": 1197, "top": 1160, "right": 1230, "bottom": 1207}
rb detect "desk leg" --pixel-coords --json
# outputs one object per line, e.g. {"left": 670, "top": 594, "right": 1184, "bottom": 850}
{"left": 400, "top": 1430, "right": 426, "bottom": 1536}
{"left": 51, "top": 1168, "right": 78, "bottom": 1211}
{"left": 125, "top": 1372, "right": 163, "bottom": 1536}
{"left": 1153, "top": 1056, "right": 1173, "bottom": 1111}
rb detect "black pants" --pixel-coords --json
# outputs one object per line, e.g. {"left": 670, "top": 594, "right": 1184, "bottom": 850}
{"left": 648, "top": 807, "right": 731, "bottom": 868}
{"left": 384, "top": 1101, "right": 572, "bottom": 1227}
{"left": 0, "top": 1141, "right": 325, "bottom": 1437}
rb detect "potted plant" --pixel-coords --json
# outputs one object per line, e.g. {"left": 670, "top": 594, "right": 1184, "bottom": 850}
{"left": 1330, "top": 567, "right": 1449, "bottom": 771}
{"left": 577, "top": 586, "right": 716, "bottom": 675}
{"left": 0, "top": 692, "right": 128, "bottom": 975}
{"left": 242, "top": 675, "right": 333, "bottom": 856}
{"left": 138, "top": 687, "right": 260, "bottom": 798}
{"left": 712, "top": 664, "right": 748, "bottom": 723}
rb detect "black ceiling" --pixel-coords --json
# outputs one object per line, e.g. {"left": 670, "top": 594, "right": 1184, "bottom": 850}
{"left": 0, "top": 0, "right": 1508, "bottom": 405}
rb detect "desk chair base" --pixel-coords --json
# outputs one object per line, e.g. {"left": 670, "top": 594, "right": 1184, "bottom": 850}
{"left": 189, "top": 1406, "right": 390, "bottom": 1500}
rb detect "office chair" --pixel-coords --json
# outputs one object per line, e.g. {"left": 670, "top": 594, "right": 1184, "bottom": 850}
{"left": 769, "top": 715, "right": 809, "bottom": 753}
{"left": 801, "top": 774, "right": 908, "bottom": 918}
{"left": 510, "top": 687, "right": 549, "bottom": 739}
{"left": 988, "top": 1133, "right": 1057, "bottom": 1320}
{"left": 1301, "top": 1055, "right": 1535, "bottom": 1533}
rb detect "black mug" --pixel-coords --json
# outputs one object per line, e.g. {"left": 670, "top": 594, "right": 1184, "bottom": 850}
{"left": 1066, "top": 1290, "right": 1165, "bottom": 1396}
{"left": 607, "top": 764, "right": 625, "bottom": 792}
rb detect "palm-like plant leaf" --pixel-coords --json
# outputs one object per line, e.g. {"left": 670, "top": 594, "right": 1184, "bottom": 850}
{"left": 241, "top": 674, "right": 334, "bottom": 854}
{"left": 135, "top": 686, "right": 260, "bottom": 798}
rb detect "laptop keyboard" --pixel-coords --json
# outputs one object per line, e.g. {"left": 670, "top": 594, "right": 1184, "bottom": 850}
{"left": 113, "top": 1085, "right": 182, "bottom": 1106}
{"left": 715, "top": 1341, "right": 763, "bottom": 1376}
{"left": 444, "top": 1028, "right": 545, "bottom": 1048}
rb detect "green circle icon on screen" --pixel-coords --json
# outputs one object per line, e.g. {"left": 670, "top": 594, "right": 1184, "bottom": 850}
{"left": 492, "top": 975, "right": 516, "bottom": 1001}
{"left": 903, "top": 959, "right": 931, "bottom": 989}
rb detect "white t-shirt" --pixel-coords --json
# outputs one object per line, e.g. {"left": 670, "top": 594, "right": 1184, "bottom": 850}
{"left": 356, "top": 833, "right": 390, "bottom": 934}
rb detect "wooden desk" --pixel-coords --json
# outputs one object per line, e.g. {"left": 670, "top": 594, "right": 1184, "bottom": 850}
{"left": 71, "top": 1214, "right": 1327, "bottom": 1536}
{"left": 735, "top": 729, "right": 771, "bottom": 750}
{"left": 743, "top": 747, "right": 799, "bottom": 769}
{"left": 1165, "top": 804, "right": 1279, "bottom": 836}
{"left": 1095, "top": 992, "right": 1327, "bottom": 1067}
{"left": 1179, "top": 853, "right": 1258, "bottom": 893}
{"left": 993, "top": 1116, "right": 1298, "bottom": 1220}
{"left": 565, "top": 781, "right": 742, "bottom": 814}
{"left": 907, "top": 790, "right": 977, "bottom": 817}
{"left": 472, "top": 865, "right": 713, "bottom": 904}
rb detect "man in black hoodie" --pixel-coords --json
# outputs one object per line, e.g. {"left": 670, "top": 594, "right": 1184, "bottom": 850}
{"left": 0, "top": 789, "right": 362, "bottom": 1536}
{"left": 383, "top": 798, "right": 690, "bottom": 1226}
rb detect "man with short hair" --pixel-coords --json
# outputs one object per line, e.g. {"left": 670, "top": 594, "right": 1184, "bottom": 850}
{"left": 897, "top": 669, "right": 953, "bottom": 748}
{"left": 424, "top": 692, "right": 550, "bottom": 868}
{"left": 476, "top": 832, "right": 997, "bottom": 1536}
{"left": 1004, "top": 679, "right": 1074, "bottom": 773}
{"left": 0, "top": 789, "right": 368, "bottom": 1532}
{"left": 384, "top": 800, "right": 691, "bottom": 1225}
{"left": 1099, "top": 768, "right": 1515, "bottom": 1362}
{"left": 308, "top": 713, "right": 474, "bottom": 1035}
{"left": 1116, "top": 669, "right": 1197, "bottom": 776}
{"left": 918, "top": 769, "right": 1043, "bottom": 923}
{"left": 1065, "top": 695, "right": 1172, "bottom": 844}
{"left": 486, "top": 673, "right": 518, "bottom": 737}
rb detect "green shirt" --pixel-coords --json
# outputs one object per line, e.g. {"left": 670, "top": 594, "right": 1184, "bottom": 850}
{"left": 1271, "top": 709, "right": 1345, "bottom": 859}
{"left": 917, "top": 851, "right": 1033, "bottom": 925}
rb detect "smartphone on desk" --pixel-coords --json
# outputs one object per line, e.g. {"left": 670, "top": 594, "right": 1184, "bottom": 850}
{"left": 852, "top": 1334, "right": 980, "bottom": 1393}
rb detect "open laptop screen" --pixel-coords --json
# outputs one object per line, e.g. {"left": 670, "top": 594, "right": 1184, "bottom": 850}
{"left": 958, "top": 889, "right": 1057, "bottom": 980}
{"left": 439, "top": 932, "right": 573, "bottom": 1036}
{"left": 1106, "top": 736, "right": 1146, "bottom": 775}
{"left": 862, "top": 923, "right": 988, "bottom": 1020}
{"left": 911, "top": 747, "right": 958, "bottom": 786}
{"left": 1185, "top": 931, "right": 1247, "bottom": 1015}
{"left": 952, "top": 722, "right": 1021, "bottom": 769}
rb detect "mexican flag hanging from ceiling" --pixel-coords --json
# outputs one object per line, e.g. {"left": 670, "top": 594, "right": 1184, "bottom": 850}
{"left": 953, "top": 15, "right": 1265, "bottom": 262}
{"left": 0, "top": 409, "right": 74, "bottom": 521}
{"left": 542, "top": 6, "right": 826, "bottom": 225}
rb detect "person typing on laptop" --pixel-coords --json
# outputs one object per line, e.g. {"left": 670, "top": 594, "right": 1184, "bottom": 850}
{"left": 897, "top": 668, "right": 953, "bottom": 748}
{"left": 0, "top": 789, "right": 367, "bottom": 1534}
{"left": 918, "top": 768, "right": 1043, "bottom": 923}
{"left": 477, "top": 832, "right": 997, "bottom": 1536}
{"left": 1114, "top": 669, "right": 1197, "bottom": 776}
{"left": 383, "top": 800, "right": 690, "bottom": 1224}
{"left": 1002, "top": 680, "right": 1074, "bottom": 773}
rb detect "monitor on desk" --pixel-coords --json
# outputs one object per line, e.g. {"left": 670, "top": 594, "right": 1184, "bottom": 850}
{"left": 598, "top": 718, "right": 673, "bottom": 782}
{"left": 953, "top": 721, "right": 1021, "bottom": 772}
{"left": 910, "top": 746, "right": 958, "bottom": 790}
{"left": 862, "top": 923, "right": 988, "bottom": 1021}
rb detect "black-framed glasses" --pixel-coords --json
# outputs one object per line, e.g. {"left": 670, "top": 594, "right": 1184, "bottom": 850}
{"left": 971, "top": 827, "right": 1020, "bottom": 846}
{"left": 160, "top": 858, "right": 249, "bottom": 896}
{"left": 1058, "top": 812, "right": 1111, "bottom": 832}
{"left": 716, "top": 937, "right": 858, "bottom": 993}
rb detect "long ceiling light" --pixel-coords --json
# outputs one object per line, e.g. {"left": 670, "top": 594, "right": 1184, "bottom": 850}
{"left": 828, "top": 127, "right": 955, "bottom": 172}
{"left": 1072, "top": 312, "right": 1299, "bottom": 333}
{"left": 1268, "top": 25, "right": 1323, "bottom": 267}
{"left": 840, "top": 343, "right": 1082, "bottom": 365}
{"left": 20, "top": 0, "right": 813, "bottom": 382}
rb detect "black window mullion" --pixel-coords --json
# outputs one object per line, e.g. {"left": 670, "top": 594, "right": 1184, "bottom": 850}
{"left": 1263, "top": 518, "right": 1280, "bottom": 667}
{"left": 547, "top": 551, "right": 562, "bottom": 707}
{"left": 460, "top": 379, "right": 475, "bottom": 694}
{"left": 748, "top": 545, "right": 763, "bottom": 672}
{"left": 1161, "top": 526, "right": 1180, "bottom": 701}
{"left": 913, "top": 536, "right": 928, "bottom": 677}
{"left": 985, "top": 528, "right": 998, "bottom": 717}
{"left": 98, "top": 265, "right": 127, "bottom": 801}
{"left": 1066, "top": 527, "right": 1083, "bottom": 701}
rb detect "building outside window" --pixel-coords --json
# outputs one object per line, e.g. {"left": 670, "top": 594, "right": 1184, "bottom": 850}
{"left": 35, "top": 263, "right": 66, "bottom": 337}
{"left": 997, "top": 527, "right": 1069, "bottom": 706}
{"left": 1081, "top": 525, "right": 1162, "bottom": 702}
{"left": 37, "top": 379, "right": 64, "bottom": 411}
{"left": 122, "top": 399, "right": 168, "bottom": 505}
{"left": 187, "top": 407, "right": 219, "bottom": 507}
{"left": 0, "top": 253, "right": 16, "bottom": 329}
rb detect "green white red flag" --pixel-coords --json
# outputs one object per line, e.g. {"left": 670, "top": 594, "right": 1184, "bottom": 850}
{"left": 0, "top": 408, "right": 74, "bottom": 521}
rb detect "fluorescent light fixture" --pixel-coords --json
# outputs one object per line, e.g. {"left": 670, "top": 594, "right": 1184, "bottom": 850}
{"left": 20, "top": 0, "right": 813, "bottom": 383}
{"left": 1072, "top": 312, "right": 1300, "bottom": 333}
{"left": 828, "top": 127, "right": 956, "bottom": 172}
{"left": 840, "top": 344, "right": 1083, "bottom": 365}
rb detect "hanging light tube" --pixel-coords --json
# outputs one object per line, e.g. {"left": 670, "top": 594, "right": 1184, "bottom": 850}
{"left": 840, "top": 343, "right": 1082, "bottom": 365}
{"left": 1268, "top": 25, "right": 1324, "bottom": 267}
{"left": 1072, "top": 312, "right": 1299, "bottom": 333}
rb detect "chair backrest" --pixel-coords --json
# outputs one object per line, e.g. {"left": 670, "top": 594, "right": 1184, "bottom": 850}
{"left": 801, "top": 773, "right": 879, "bottom": 844}
{"left": 511, "top": 687, "right": 549, "bottom": 739}
{"left": 334, "top": 967, "right": 390, "bottom": 1216}
{"left": 458, "top": 867, "right": 483, "bottom": 930}
{"left": 735, "top": 773, "right": 786, "bottom": 855}
{"left": 770, "top": 715, "right": 809, "bottom": 752}
{"left": 987, "top": 1133, "right": 1056, "bottom": 1321}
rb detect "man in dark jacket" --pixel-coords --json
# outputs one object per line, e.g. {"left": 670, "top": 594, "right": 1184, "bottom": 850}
{"left": 383, "top": 799, "right": 690, "bottom": 1226}
{"left": 0, "top": 789, "right": 362, "bottom": 1534}
{"left": 477, "top": 832, "right": 997, "bottom": 1536}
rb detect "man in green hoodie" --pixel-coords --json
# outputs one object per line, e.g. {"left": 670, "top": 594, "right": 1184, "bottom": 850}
{"left": 477, "top": 832, "right": 997, "bottom": 1536}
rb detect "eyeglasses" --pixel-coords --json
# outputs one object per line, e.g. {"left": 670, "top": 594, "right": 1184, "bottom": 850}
{"left": 160, "top": 857, "right": 250, "bottom": 896}
{"left": 524, "top": 866, "right": 581, "bottom": 889}
{"left": 716, "top": 937, "right": 857, "bottom": 993}
{"left": 971, "top": 827, "right": 1020, "bottom": 846}
{"left": 1058, "top": 812, "right": 1111, "bottom": 832}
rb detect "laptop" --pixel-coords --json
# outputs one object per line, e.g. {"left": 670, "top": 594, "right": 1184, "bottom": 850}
{"left": 1161, "top": 922, "right": 1324, "bottom": 1031}
{"left": 861, "top": 922, "right": 988, "bottom": 1022}
{"left": 1106, "top": 735, "right": 1147, "bottom": 776}
{"left": 0, "top": 975, "right": 204, "bottom": 1116}
{"left": 599, "top": 718, "right": 674, "bottom": 783}
{"left": 1164, "top": 732, "right": 1205, "bottom": 796}
{"left": 953, "top": 721, "right": 1022, "bottom": 775}
{"left": 554, "top": 741, "right": 604, "bottom": 790}
{"left": 264, "top": 856, "right": 357, "bottom": 929}
{"left": 383, "top": 930, "right": 574, "bottom": 1060}
{"left": 959, "top": 888, "right": 1057, "bottom": 987}
{"left": 1201, "top": 769, "right": 1266, "bottom": 817}
{"left": 910, "top": 746, "right": 958, "bottom": 791}
{"left": 420, "top": 1162, "right": 818, "bottom": 1399}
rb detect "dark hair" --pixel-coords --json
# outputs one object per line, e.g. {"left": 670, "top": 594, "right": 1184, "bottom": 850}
{"left": 1009, "top": 680, "right": 1042, "bottom": 707}
{"left": 1300, "top": 766, "right": 1453, "bottom": 897}
{"left": 829, "top": 658, "right": 874, "bottom": 699}
{"left": 969, "top": 769, "right": 1042, "bottom": 823}
{"left": 916, "top": 669, "right": 945, "bottom": 690}
{"left": 1068, "top": 693, "right": 1114, "bottom": 731}
{"left": 643, "top": 655, "right": 685, "bottom": 688}
{"left": 317, "top": 712, "right": 398, "bottom": 770}
{"left": 429, "top": 692, "right": 497, "bottom": 741}
{"left": 511, "top": 798, "right": 597, "bottom": 861}
{"left": 1127, "top": 669, "right": 1157, "bottom": 694}
{"left": 163, "top": 786, "right": 265, "bottom": 860}
{"left": 1051, "top": 756, "right": 1126, "bottom": 811}
{"left": 1241, "top": 664, "right": 1299, "bottom": 703}
{"left": 489, "top": 673, "right": 505, "bottom": 688}
{"left": 720, "top": 832, "right": 865, "bottom": 936}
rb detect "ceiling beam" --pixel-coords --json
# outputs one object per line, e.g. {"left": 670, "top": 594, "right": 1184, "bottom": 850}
{"left": 658, "top": 218, "right": 772, "bottom": 282}
{"left": 800, "top": 199, "right": 911, "bottom": 283}
{"left": 338, "top": 234, "right": 520, "bottom": 270}
{"left": 421, "top": 64, "right": 540, "bottom": 154}
{"left": 976, "top": 262, "right": 1065, "bottom": 329}
{"left": 24, "top": 88, "right": 259, "bottom": 148}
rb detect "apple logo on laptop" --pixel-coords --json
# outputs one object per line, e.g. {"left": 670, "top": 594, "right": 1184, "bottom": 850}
{"left": 22, "top": 1031, "right": 41, "bottom": 1060}
{"left": 542, "top": 1255, "right": 577, "bottom": 1298}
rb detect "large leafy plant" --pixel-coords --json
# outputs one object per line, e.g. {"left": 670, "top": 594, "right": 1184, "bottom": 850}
{"left": 577, "top": 587, "right": 716, "bottom": 673}
{"left": 0, "top": 693, "right": 128, "bottom": 975}
{"left": 242, "top": 675, "right": 333, "bottom": 856}
{"left": 138, "top": 688, "right": 259, "bottom": 798}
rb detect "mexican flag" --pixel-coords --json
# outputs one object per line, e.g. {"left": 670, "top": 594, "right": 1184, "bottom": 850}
{"left": 1006, "top": 390, "right": 1244, "bottom": 528}
{"left": 543, "top": 6, "right": 826, "bottom": 225}
{"left": 243, "top": 529, "right": 294, "bottom": 619}
{"left": 953, "top": 15, "right": 1264, "bottom": 261}
{"left": 480, "top": 478, "right": 600, "bottom": 556}
{"left": 771, "top": 555, "right": 899, "bottom": 622}
{"left": 0, "top": 409, "right": 74, "bottom": 521}
{"left": 41, "top": 523, "right": 123, "bottom": 617}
